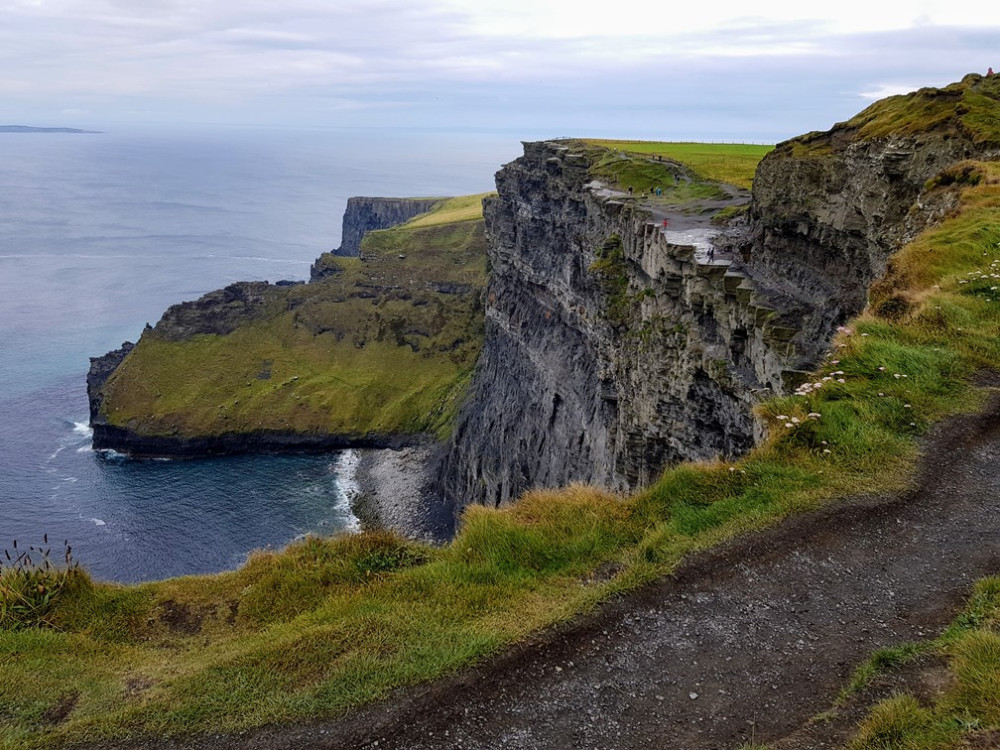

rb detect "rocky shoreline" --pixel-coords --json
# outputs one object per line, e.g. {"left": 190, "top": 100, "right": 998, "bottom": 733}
{"left": 89, "top": 421, "right": 426, "bottom": 459}
{"left": 352, "top": 445, "right": 456, "bottom": 542}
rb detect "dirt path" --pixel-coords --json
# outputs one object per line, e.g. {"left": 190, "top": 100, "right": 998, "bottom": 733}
{"left": 193, "top": 392, "right": 1000, "bottom": 750}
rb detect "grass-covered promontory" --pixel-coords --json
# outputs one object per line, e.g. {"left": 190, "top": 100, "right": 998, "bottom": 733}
{"left": 96, "top": 195, "right": 490, "bottom": 441}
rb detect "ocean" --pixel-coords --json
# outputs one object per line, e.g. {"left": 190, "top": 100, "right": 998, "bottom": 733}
{"left": 0, "top": 126, "right": 523, "bottom": 582}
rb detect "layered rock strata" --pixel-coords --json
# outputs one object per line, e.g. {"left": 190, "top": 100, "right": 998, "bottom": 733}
{"left": 438, "top": 80, "right": 1000, "bottom": 508}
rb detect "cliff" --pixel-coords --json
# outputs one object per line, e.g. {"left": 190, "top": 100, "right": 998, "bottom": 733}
{"left": 437, "top": 74, "right": 1000, "bottom": 508}
{"left": 322, "top": 197, "right": 442, "bottom": 264}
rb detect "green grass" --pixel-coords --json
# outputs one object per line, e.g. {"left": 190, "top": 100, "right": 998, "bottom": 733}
{"left": 846, "top": 576, "right": 1000, "bottom": 749}
{"left": 4, "top": 162, "right": 1000, "bottom": 748}
{"left": 780, "top": 73, "right": 1000, "bottom": 159}
{"left": 98, "top": 202, "right": 488, "bottom": 440}
{"left": 403, "top": 193, "right": 494, "bottom": 228}
{"left": 581, "top": 139, "right": 774, "bottom": 189}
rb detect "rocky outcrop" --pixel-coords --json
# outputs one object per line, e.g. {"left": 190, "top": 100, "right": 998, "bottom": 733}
{"left": 438, "top": 77, "right": 1000, "bottom": 509}
{"left": 149, "top": 282, "right": 275, "bottom": 341}
{"left": 87, "top": 341, "right": 134, "bottom": 430}
{"left": 326, "top": 197, "right": 441, "bottom": 261}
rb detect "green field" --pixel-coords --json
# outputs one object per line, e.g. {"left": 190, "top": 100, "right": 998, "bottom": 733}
{"left": 582, "top": 139, "right": 773, "bottom": 189}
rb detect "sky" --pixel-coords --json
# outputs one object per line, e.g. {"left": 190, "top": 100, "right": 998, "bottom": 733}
{"left": 2, "top": 0, "right": 998, "bottom": 142}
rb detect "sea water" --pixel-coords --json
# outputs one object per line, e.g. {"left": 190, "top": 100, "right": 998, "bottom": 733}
{"left": 0, "top": 126, "right": 523, "bottom": 582}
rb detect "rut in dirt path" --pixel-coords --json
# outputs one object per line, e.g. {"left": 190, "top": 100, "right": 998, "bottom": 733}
{"left": 237, "top": 398, "right": 1000, "bottom": 750}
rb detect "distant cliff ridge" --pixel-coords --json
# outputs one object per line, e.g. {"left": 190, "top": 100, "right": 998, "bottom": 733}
{"left": 328, "top": 197, "right": 442, "bottom": 261}
{"left": 88, "top": 75, "right": 1000, "bottom": 517}
{"left": 0, "top": 125, "right": 101, "bottom": 134}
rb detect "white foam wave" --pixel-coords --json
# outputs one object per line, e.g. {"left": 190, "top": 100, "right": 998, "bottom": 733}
{"left": 90, "top": 518, "right": 106, "bottom": 526}
{"left": 76, "top": 445, "right": 93, "bottom": 453}
{"left": 333, "top": 449, "right": 362, "bottom": 531}
{"left": 96, "top": 448, "right": 129, "bottom": 461}
{"left": 72, "top": 421, "right": 93, "bottom": 438}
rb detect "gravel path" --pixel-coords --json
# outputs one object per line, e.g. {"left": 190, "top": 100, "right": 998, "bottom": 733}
{"left": 243, "top": 393, "right": 1000, "bottom": 750}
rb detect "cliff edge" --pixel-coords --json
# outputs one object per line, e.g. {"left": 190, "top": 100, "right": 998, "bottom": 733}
{"left": 323, "top": 196, "right": 442, "bottom": 263}
{"left": 437, "top": 73, "right": 1000, "bottom": 509}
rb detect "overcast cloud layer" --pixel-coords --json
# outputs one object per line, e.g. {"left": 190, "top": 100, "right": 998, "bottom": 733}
{"left": 2, "top": 0, "right": 997, "bottom": 141}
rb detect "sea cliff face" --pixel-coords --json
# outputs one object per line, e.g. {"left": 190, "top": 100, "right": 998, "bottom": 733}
{"left": 438, "top": 78, "right": 1000, "bottom": 508}
{"left": 322, "top": 197, "right": 441, "bottom": 265}
{"left": 88, "top": 75, "right": 1000, "bottom": 514}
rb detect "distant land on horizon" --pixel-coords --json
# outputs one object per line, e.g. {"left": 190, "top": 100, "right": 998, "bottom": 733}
{"left": 0, "top": 125, "right": 101, "bottom": 134}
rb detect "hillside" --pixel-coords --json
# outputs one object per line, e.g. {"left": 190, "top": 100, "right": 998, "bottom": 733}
{"left": 88, "top": 195, "right": 490, "bottom": 455}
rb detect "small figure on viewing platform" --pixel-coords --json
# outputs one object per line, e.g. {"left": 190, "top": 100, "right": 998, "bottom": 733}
{"left": 989, "top": 67, "right": 995, "bottom": 76}
{"left": 662, "top": 218, "right": 669, "bottom": 228}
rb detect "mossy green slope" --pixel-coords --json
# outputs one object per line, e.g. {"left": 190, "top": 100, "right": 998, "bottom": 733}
{"left": 781, "top": 72, "right": 1000, "bottom": 158}
{"left": 97, "top": 196, "right": 490, "bottom": 441}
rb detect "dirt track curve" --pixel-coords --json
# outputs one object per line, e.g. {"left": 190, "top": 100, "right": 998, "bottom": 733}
{"left": 128, "top": 392, "right": 1000, "bottom": 750}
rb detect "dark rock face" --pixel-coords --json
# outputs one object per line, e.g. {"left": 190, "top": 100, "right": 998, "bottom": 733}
{"left": 437, "top": 126, "right": 1000, "bottom": 509}
{"left": 329, "top": 197, "right": 440, "bottom": 259}
{"left": 150, "top": 281, "right": 274, "bottom": 341}
{"left": 745, "top": 134, "right": 995, "bottom": 329}
{"left": 87, "top": 423, "right": 424, "bottom": 459}
{"left": 87, "top": 341, "right": 134, "bottom": 430}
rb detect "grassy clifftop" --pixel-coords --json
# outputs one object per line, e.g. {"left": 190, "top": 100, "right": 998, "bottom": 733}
{"left": 580, "top": 139, "right": 772, "bottom": 190}
{"left": 95, "top": 195, "right": 490, "bottom": 442}
{"left": 781, "top": 73, "right": 1000, "bottom": 158}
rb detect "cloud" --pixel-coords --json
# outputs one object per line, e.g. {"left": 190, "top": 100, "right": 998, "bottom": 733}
{"left": 0, "top": 0, "right": 997, "bottom": 137}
